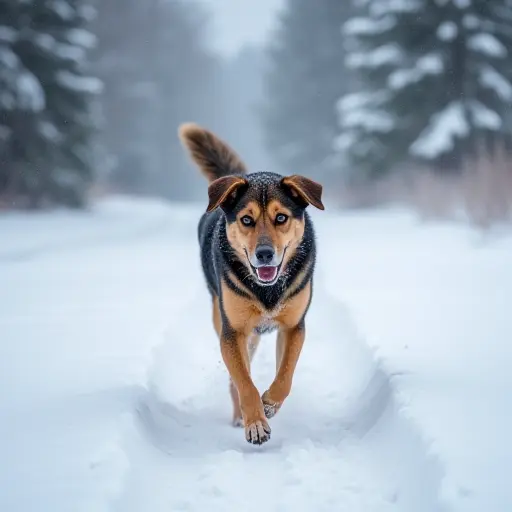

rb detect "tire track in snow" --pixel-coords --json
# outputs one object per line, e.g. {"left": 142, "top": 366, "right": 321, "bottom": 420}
{"left": 107, "top": 284, "right": 448, "bottom": 512}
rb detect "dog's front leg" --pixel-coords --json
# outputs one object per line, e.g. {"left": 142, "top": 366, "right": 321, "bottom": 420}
{"left": 220, "top": 331, "right": 270, "bottom": 444}
{"left": 261, "top": 321, "right": 305, "bottom": 419}
{"left": 229, "top": 332, "right": 260, "bottom": 428}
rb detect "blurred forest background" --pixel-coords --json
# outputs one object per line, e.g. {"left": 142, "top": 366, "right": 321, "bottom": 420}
{"left": 1, "top": 0, "right": 512, "bottom": 227}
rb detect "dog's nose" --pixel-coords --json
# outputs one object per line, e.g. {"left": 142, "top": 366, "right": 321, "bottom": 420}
{"left": 255, "top": 245, "right": 274, "bottom": 265}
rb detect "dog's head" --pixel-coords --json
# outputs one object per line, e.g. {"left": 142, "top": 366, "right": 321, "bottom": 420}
{"left": 207, "top": 172, "right": 324, "bottom": 286}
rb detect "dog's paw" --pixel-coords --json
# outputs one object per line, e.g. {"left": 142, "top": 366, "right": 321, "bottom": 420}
{"left": 245, "top": 420, "right": 271, "bottom": 445}
{"left": 232, "top": 416, "right": 244, "bottom": 428}
{"left": 263, "top": 402, "right": 279, "bottom": 419}
{"left": 261, "top": 391, "right": 281, "bottom": 419}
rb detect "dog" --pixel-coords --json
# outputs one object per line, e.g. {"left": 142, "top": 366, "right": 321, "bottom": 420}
{"left": 178, "top": 123, "right": 324, "bottom": 445}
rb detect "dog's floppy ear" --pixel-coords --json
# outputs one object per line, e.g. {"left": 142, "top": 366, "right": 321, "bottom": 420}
{"left": 207, "top": 175, "right": 248, "bottom": 213}
{"left": 281, "top": 175, "right": 325, "bottom": 210}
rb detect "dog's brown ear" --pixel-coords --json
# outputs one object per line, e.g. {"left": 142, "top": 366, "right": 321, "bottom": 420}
{"left": 207, "top": 175, "right": 248, "bottom": 213}
{"left": 281, "top": 175, "right": 325, "bottom": 210}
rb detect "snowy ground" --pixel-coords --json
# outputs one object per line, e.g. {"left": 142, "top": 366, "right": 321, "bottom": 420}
{"left": 0, "top": 197, "right": 510, "bottom": 511}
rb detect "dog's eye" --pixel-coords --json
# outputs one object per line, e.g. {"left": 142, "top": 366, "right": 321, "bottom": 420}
{"left": 275, "top": 214, "right": 288, "bottom": 225}
{"left": 241, "top": 215, "right": 254, "bottom": 226}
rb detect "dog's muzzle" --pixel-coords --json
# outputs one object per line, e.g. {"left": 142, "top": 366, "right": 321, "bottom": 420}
{"left": 248, "top": 245, "right": 284, "bottom": 284}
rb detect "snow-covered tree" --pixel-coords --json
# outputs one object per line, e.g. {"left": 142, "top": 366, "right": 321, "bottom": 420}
{"left": 0, "top": 0, "right": 101, "bottom": 208}
{"left": 92, "top": 0, "right": 222, "bottom": 200}
{"left": 0, "top": 0, "right": 44, "bottom": 200}
{"left": 336, "top": 0, "right": 512, "bottom": 179}
{"left": 261, "top": 0, "right": 356, "bottom": 176}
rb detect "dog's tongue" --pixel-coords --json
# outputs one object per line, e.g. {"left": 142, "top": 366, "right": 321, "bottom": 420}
{"left": 256, "top": 266, "right": 278, "bottom": 282}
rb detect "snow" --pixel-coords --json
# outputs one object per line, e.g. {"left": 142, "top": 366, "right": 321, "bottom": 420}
{"left": 33, "top": 33, "right": 86, "bottom": 62}
{"left": 370, "top": 0, "right": 422, "bottom": 16}
{"left": 78, "top": 4, "right": 97, "bottom": 23}
{"left": 437, "top": 21, "right": 458, "bottom": 41}
{"left": 463, "top": 14, "right": 480, "bottom": 30}
{"left": 342, "top": 108, "right": 395, "bottom": 133}
{"left": 56, "top": 70, "right": 103, "bottom": 94}
{"left": 1, "top": 196, "right": 511, "bottom": 511}
{"left": 346, "top": 44, "right": 403, "bottom": 69}
{"left": 0, "top": 26, "right": 17, "bottom": 43}
{"left": 416, "top": 54, "right": 444, "bottom": 73}
{"left": 388, "top": 54, "right": 443, "bottom": 89}
{"left": 343, "top": 16, "right": 397, "bottom": 36}
{"left": 410, "top": 101, "right": 469, "bottom": 159}
{"left": 33, "top": 33, "right": 56, "bottom": 52}
{"left": 454, "top": 0, "right": 471, "bottom": 8}
{"left": 66, "top": 28, "right": 97, "bottom": 49}
{"left": 50, "top": 0, "right": 75, "bottom": 21}
{"left": 38, "top": 120, "right": 62, "bottom": 143}
{"left": 319, "top": 209, "right": 512, "bottom": 512}
{"left": 337, "top": 91, "right": 389, "bottom": 111}
{"left": 469, "top": 100, "right": 501, "bottom": 130}
{"left": 16, "top": 70, "right": 46, "bottom": 112}
{"left": 479, "top": 65, "right": 512, "bottom": 101}
{"left": 332, "top": 132, "right": 357, "bottom": 152}
{"left": 468, "top": 33, "right": 507, "bottom": 58}
{"left": 55, "top": 42, "right": 87, "bottom": 61}
{"left": 0, "top": 46, "right": 18, "bottom": 69}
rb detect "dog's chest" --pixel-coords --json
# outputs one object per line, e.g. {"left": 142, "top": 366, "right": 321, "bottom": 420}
{"left": 253, "top": 306, "right": 282, "bottom": 335}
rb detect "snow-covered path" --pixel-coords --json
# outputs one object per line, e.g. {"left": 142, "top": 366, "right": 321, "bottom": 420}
{"left": 114, "top": 281, "right": 444, "bottom": 512}
{"left": 0, "top": 199, "right": 195, "bottom": 511}
{"left": 1, "top": 198, "right": 510, "bottom": 511}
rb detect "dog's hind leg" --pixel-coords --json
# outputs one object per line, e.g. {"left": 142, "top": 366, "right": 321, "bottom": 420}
{"left": 248, "top": 331, "right": 261, "bottom": 360}
{"left": 276, "top": 329, "right": 285, "bottom": 374}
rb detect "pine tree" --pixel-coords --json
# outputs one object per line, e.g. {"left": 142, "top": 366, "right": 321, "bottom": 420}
{"left": 0, "top": 0, "right": 45, "bottom": 201}
{"left": 337, "top": 0, "right": 512, "bottom": 180}
{"left": 1, "top": 0, "right": 102, "bottom": 208}
{"left": 92, "top": 0, "right": 222, "bottom": 201}
{"left": 261, "top": 0, "right": 355, "bottom": 176}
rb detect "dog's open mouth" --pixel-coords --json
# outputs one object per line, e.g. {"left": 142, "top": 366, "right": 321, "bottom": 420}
{"left": 245, "top": 247, "right": 286, "bottom": 285}
{"left": 256, "top": 266, "right": 279, "bottom": 283}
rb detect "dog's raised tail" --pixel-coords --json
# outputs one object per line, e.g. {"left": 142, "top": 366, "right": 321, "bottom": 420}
{"left": 178, "top": 123, "right": 247, "bottom": 183}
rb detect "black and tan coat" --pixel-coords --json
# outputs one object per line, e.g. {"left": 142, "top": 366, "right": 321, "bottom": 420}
{"left": 179, "top": 123, "right": 324, "bottom": 445}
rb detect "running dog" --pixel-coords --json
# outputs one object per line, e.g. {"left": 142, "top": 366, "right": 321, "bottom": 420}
{"left": 178, "top": 123, "right": 324, "bottom": 445}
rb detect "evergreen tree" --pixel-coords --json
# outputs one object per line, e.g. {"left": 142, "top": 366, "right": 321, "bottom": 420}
{"left": 337, "top": 0, "right": 512, "bottom": 180}
{"left": 261, "top": 0, "right": 355, "bottom": 176}
{"left": 0, "top": 0, "right": 44, "bottom": 201}
{"left": 1, "top": 0, "right": 101, "bottom": 208}
{"left": 92, "top": 0, "right": 222, "bottom": 201}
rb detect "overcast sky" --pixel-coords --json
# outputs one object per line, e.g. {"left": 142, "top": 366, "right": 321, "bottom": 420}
{"left": 199, "top": 0, "right": 285, "bottom": 56}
